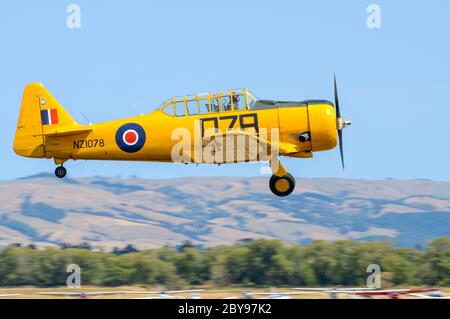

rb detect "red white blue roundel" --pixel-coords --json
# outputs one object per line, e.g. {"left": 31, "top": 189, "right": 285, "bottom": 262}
{"left": 115, "top": 123, "right": 146, "bottom": 153}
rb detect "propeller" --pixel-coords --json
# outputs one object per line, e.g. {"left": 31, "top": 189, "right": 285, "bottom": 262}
{"left": 333, "top": 75, "right": 351, "bottom": 170}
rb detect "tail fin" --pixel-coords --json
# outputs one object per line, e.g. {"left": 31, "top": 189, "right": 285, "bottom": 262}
{"left": 13, "top": 83, "right": 77, "bottom": 158}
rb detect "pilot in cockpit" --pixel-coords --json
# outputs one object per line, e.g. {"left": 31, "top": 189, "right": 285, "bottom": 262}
{"left": 211, "top": 97, "right": 219, "bottom": 112}
{"left": 223, "top": 93, "right": 241, "bottom": 111}
{"left": 232, "top": 94, "right": 241, "bottom": 110}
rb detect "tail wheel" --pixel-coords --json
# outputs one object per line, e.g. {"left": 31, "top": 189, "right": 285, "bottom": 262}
{"left": 269, "top": 173, "right": 295, "bottom": 197}
{"left": 55, "top": 166, "right": 67, "bottom": 179}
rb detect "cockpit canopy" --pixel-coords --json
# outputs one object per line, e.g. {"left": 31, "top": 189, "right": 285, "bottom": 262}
{"left": 159, "top": 89, "right": 257, "bottom": 117}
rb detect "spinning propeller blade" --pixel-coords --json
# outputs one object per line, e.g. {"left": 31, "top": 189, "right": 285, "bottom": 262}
{"left": 333, "top": 74, "right": 351, "bottom": 171}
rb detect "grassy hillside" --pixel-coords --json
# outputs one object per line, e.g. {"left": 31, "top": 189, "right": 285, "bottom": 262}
{"left": 0, "top": 174, "right": 449, "bottom": 248}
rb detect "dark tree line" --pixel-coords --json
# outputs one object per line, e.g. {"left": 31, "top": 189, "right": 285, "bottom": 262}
{"left": 0, "top": 238, "right": 449, "bottom": 288}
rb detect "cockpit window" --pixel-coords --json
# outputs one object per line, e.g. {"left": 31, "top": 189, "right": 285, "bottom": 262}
{"left": 246, "top": 92, "right": 256, "bottom": 109}
{"left": 232, "top": 93, "right": 244, "bottom": 110}
{"left": 158, "top": 89, "right": 257, "bottom": 116}
{"left": 187, "top": 100, "right": 199, "bottom": 115}
{"left": 175, "top": 101, "right": 186, "bottom": 117}
{"left": 162, "top": 101, "right": 174, "bottom": 116}
{"left": 221, "top": 96, "right": 232, "bottom": 111}
{"left": 199, "top": 100, "right": 210, "bottom": 114}
{"left": 210, "top": 97, "right": 220, "bottom": 113}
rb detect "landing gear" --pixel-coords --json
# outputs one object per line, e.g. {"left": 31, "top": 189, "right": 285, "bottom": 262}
{"left": 268, "top": 157, "right": 296, "bottom": 196}
{"left": 54, "top": 166, "right": 67, "bottom": 179}
{"left": 269, "top": 173, "right": 295, "bottom": 197}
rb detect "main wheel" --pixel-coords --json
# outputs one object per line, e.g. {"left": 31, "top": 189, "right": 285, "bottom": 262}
{"left": 55, "top": 166, "right": 67, "bottom": 179}
{"left": 269, "top": 173, "right": 295, "bottom": 197}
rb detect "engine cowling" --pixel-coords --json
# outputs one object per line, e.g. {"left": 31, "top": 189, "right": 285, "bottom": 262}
{"left": 307, "top": 102, "right": 338, "bottom": 152}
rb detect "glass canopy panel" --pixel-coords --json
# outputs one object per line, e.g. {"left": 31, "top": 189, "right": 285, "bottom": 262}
{"left": 158, "top": 89, "right": 257, "bottom": 115}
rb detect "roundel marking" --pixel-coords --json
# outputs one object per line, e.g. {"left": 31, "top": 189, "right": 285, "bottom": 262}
{"left": 123, "top": 129, "right": 139, "bottom": 145}
{"left": 115, "top": 123, "right": 146, "bottom": 153}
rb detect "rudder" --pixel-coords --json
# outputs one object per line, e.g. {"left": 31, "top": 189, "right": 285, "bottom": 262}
{"left": 13, "top": 83, "right": 76, "bottom": 158}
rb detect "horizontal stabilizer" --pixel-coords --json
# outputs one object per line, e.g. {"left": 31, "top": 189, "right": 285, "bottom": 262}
{"left": 34, "top": 125, "right": 93, "bottom": 137}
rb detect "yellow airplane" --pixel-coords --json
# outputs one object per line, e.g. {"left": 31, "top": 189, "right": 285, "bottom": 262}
{"left": 13, "top": 77, "right": 351, "bottom": 196}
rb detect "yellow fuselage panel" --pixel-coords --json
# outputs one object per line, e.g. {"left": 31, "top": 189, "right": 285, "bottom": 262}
{"left": 45, "top": 113, "right": 169, "bottom": 161}
{"left": 278, "top": 106, "right": 312, "bottom": 152}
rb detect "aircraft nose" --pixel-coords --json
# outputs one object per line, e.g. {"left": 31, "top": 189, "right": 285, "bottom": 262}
{"left": 308, "top": 103, "right": 338, "bottom": 152}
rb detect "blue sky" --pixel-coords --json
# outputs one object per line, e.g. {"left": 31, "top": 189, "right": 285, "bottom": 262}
{"left": 1, "top": 1, "right": 449, "bottom": 181}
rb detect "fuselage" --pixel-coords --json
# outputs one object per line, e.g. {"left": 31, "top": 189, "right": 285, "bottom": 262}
{"left": 13, "top": 83, "right": 347, "bottom": 197}
{"left": 43, "top": 100, "right": 337, "bottom": 163}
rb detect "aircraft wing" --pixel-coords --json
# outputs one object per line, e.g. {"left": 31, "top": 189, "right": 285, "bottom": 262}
{"left": 131, "top": 295, "right": 183, "bottom": 299}
{"left": 38, "top": 291, "right": 126, "bottom": 296}
{"left": 407, "top": 293, "right": 432, "bottom": 299}
{"left": 350, "top": 288, "right": 439, "bottom": 296}
{"left": 293, "top": 287, "right": 374, "bottom": 292}
{"left": 165, "top": 289, "right": 205, "bottom": 294}
{"left": 250, "top": 292, "right": 316, "bottom": 295}
{"left": 38, "top": 292, "right": 82, "bottom": 296}
{"left": 292, "top": 287, "right": 331, "bottom": 292}
{"left": 200, "top": 130, "right": 299, "bottom": 162}
{"left": 406, "top": 293, "right": 450, "bottom": 299}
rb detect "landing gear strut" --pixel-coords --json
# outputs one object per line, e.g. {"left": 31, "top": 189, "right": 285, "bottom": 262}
{"left": 269, "top": 157, "right": 296, "bottom": 197}
{"left": 54, "top": 165, "right": 67, "bottom": 179}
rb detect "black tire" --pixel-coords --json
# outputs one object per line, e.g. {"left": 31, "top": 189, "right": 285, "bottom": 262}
{"left": 269, "top": 173, "right": 295, "bottom": 197}
{"left": 55, "top": 166, "right": 67, "bottom": 179}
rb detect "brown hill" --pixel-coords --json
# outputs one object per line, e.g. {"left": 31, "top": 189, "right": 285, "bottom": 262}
{"left": 0, "top": 175, "right": 449, "bottom": 249}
